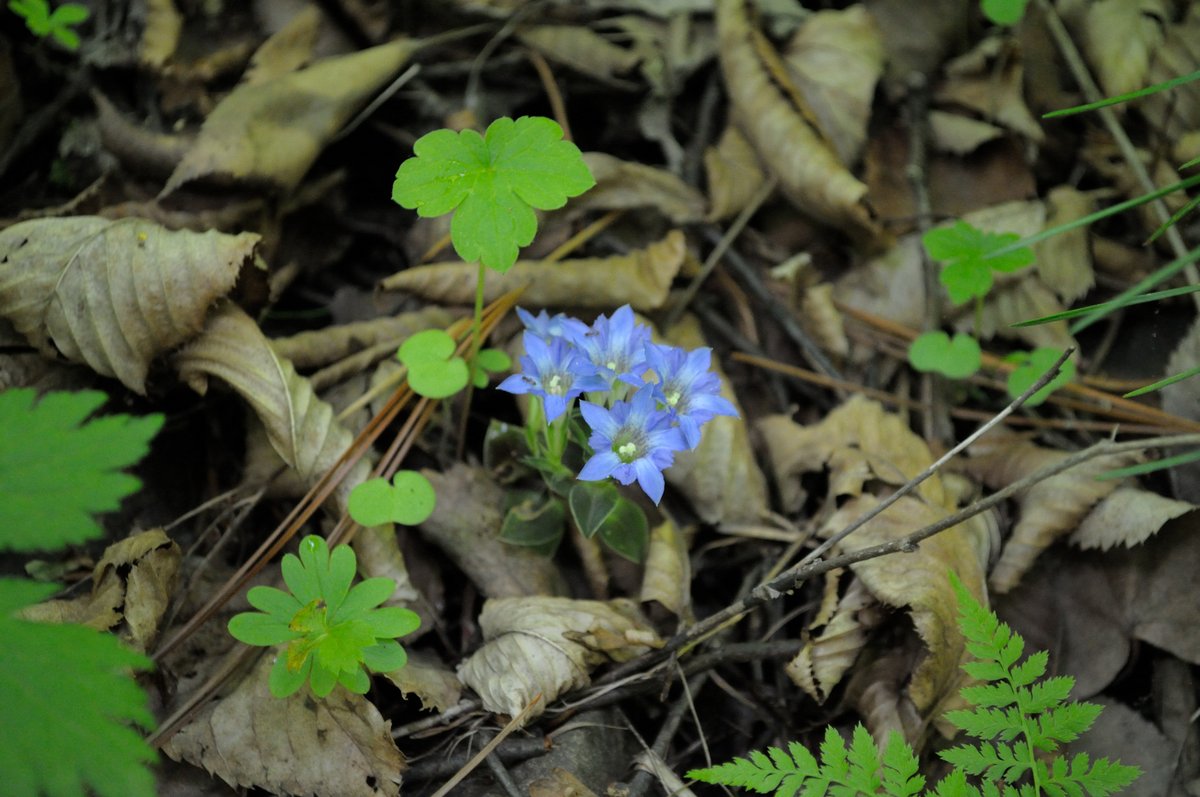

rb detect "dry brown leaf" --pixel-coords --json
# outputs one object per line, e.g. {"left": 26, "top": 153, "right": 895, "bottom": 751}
{"left": 801, "top": 283, "right": 849, "bottom": 359}
{"left": 457, "top": 596, "right": 659, "bottom": 721}
{"left": 380, "top": 651, "right": 462, "bottom": 713}
{"left": 834, "top": 235, "right": 927, "bottom": 334}
{"left": 0, "top": 217, "right": 257, "bottom": 393}
{"left": 162, "top": 653, "right": 405, "bottom": 797}
{"left": 381, "top": 230, "right": 686, "bottom": 311}
{"left": 961, "top": 434, "right": 1141, "bottom": 593}
{"left": 1161, "top": 317, "right": 1200, "bottom": 502}
{"left": 1143, "top": 3, "right": 1200, "bottom": 142}
{"left": 1071, "top": 486, "right": 1196, "bottom": 550}
{"left": 703, "top": 123, "right": 768, "bottom": 221}
{"left": 787, "top": 573, "right": 878, "bottom": 703}
{"left": 517, "top": 24, "right": 641, "bottom": 82}
{"left": 243, "top": 6, "right": 322, "bottom": 86}
{"left": 174, "top": 301, "right": 420, "bottom": 604}
{"left": 639, "top": 517, "right": 692, "bottom": 621}
{"left": 928, "top": 110, "right": 1004, "bottom": 155}
{"left": 863, "top": 0, "right": 969, "bottom": 96}
{"left": 529, "top": 768, "right": 600, "bottom": 797}
{"left": 1080, "top": 0, "right": 1167, "bottom": 99}
{"left": 139, "top": 0, "right": 182, "bottom": 68}
{"left": 661, "top": 315, "right": 769, "bottom": 525}
{"left": 420, "top": 464, "right": 569, "bottom": 599}
{"left": 1033, "top": 186, "right": 1095, "bottom": 304}
{"left": 22, "top": 529, "right": 180, "bottom": 652}
{"left": 270, "top": 306, "right": 455, "bottom": 370}
{"left": 165, "top": 37, "right": 422, "bottom": 194}
{"left": 782, "top": 6, "right": 884, "bottom": 166}
{"left": 576, "top": 152, "right": 707, "bottom": 224}
{"left": 716, "top": 0, "right": 879, "bottom": 242}
{"left": 961, "top": 275, "right": 1074, "bottom": 350}
{"left": 934, "top": 38, "right": 1044, "bottom": 143}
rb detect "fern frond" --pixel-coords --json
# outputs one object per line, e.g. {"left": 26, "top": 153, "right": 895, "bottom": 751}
{"left": 1041, "top": 754, "right": 1141, "bottom": 797}
{"left": 943, "top": 707, "right": 1024, "bottom": 742}
{"left": 940, "top": 740, "right": 1030, "bottom": 782}
{"left": 881, "top": 733, "right": 924, "bottom": 797}
{"left": 1030, "top": 702, "right": 1103, "bottom": 749}
{"left": 820, "top": 725, "right": 852, "bottom": 784}
{"left": 687, "top": 746, "right": 808, "bottom": 793}
{"left": 1024, "top": 677, "right": 1074, "bottom": 714}
{"left": 1008, "top": 651, "right": 1048, "bottom": 687}
{"left": 841, "top": 725, "right": 883, "bottom": 795}
{"left": 960, "top": 682, "right": 1018, "bottom": 709}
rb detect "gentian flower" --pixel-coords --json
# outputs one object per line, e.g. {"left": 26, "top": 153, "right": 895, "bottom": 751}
{"left": 498, "top": 332, "right": 607, "bottom": 422}
{"left": 577, "top": 388, "right": 687, "bottom": 504}
{"left": 516, "top": 306, "right": 589, "bottom": 342}
{"left": 645, "top": 344, "right": 738, "bottom": 449}
{"left": 574, "top": 305, "right": 650, "bottom": 387}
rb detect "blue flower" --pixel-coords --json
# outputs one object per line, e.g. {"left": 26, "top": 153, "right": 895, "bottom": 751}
{"left": 645, "top": 344, "right": 738, "bottom": 449}
{"left": 574, "top": 305, "right": 651, "bottom": 387}
{"left": 577, "top": 388, "right": 687, "bottom": 504}
{"left": 498, "top": 332, "right": 607, "bottom": 422}
{"left": 516, "top": 307, "right": 590, "bottom": 342}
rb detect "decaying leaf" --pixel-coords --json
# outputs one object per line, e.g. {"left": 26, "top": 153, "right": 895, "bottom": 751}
{"left": 639, "top": 517, "right": 692, "bottom": 621}
{"left": 704, "top": 123, "right": 768, "bottom": 221}
{"left": 864, "top": 0, "right": 969, "bottom": 95}
{"left": 162, "top": 653, "right": 405, "bottom": 797}
{"left": 457, "top": 596, "right": 660, "bottom": 721}
{"left": 381, "top": 230, "right": 686, "bottom": 312}
{"left": 1034, "top": 187, "right": 1095, "bottom": 304}
{"left": 1071, "top": 486, "right": 1196, "bottom": 551}
{"left": 22, "top": 528, "right": 180, "bottom": 653}
{"left": 380, "top": 650, "right": 462, "bottom": 713}
{"left": 174, "top": 301, "right": 420, "bottom": 604}
{"left": 662, "top": 315, "right": 769, "bottom": 525}
{"left": 576, "top": 152, "right": 707, "bottom": 224}
{"left": 270, "top": 306, "right": 455, "bottom": 370}
{"left": 787, "top": 572, "right": 878, "bottom": 703}
{"left": 0, "top": 217, "right": 258, "bottom": 393}
{"left": 1142, "top": 3, "right": 1200, "bottom": 142}
{"left": 801, "top": 283, "right": 849, "bottom": 359}
{"left": 165, "top": 37, "right": 423, "bottom": 194}
{"left": 758, "top": 396, "right": 993, "bottom": 717}
{"left": 419, "top": 464, "right": 569, "bottom": 599}
{"left": 243, "top": 6, "right": 322, "bottom": 86}
{"left": 960, "top": 433, "right": 1141, "bottom": 593}
{"left": 934, "top": 37, "right": 1044, "bottom": 143}
{"left": 928, "top": 110, "right": 1004, "bottom": 155}
{"left": 782, "top": 6, "right": 884, "bottom": 166}
{"left": 1079, "top": 0, "right": 1167, "bottom": 99}
{"left": 529, "top": 768, "right": 599, "bottom": 797}
{"left": 1161, "top": 317, "right": 1200, "bottom": 503}
{"left": 517, "top": 24, "right": 641, "bottom": 82}
{"left": 715, "top": 0, "right": 879, "bottom": 242}
{"left": 139, "top": 0, "right": 182, "bottom": 68}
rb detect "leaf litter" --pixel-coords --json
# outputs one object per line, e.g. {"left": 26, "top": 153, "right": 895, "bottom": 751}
{"left": 3, "top": 1, "right": 1200, "bottom": 795}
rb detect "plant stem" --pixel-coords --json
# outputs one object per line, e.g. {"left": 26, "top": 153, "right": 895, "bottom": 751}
{"left": 974, "top": 295, "right": 983, "bottom": 340}
{"left": 472, "top": 260, "right": 487, "bottom": 364}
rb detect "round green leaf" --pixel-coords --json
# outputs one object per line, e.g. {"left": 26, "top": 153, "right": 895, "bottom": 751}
{"left": 408, "top": 359, "right": 470, "bottom": 399}
{"left": 362, "top": 640, "right": 408, "bottom": 673}
{"left": 475, "top": 347, "right": 512, "bottom": 373}
{"left": 1006, "top": 347, "right": 1075, "bottom": 406}
{"left": 908, "top": 332, "right": 982, "bottom": 380}
{"left": 597, "top": 499, "right": 649, "bottom": 563}
{"left": 981, "top": 0, "right": 1028, "bottom": 26}
{"left": 941, "top": 260, "right": 993, "bottom": 305}
{"left": 398, "top": 329, "right": 456, "bottom": 366}
{"left": 338, "top": 666, "right": 372, "bottom": 694}
{"left": 347, "top": 478, "right": 395, "bottom": 527}
{"left": 308, "top": 659, "right": 339, "bottom": 697}
{"left": 348, "top": 472, "right": 437, "bottom": 528}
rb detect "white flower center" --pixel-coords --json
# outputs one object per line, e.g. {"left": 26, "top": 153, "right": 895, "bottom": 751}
{"left": 616, "top": 441, "right": 638, "bottom": 461}
{"left": 606, "top": 359, "right": 618, "bottom": 371}
{"left": 546, "top": 374, "right": 564, "bottom": 395}
{"left": 665, "top": 389, "right": 682, "bottom": 407}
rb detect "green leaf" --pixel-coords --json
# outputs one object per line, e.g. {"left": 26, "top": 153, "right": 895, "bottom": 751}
{"left": 361, "top": 640, "right": 408, "bottom": 673}
{"left": 909, "top": 331, "right": 983, "bottom": 379}
{"left": 597, "top": 498, "right": 649, "bottom": 563}
{"left": 397, "top": 329, "right": 470, "bottom": 398}
{"left": 228, "top": 612, "right": 300, "bottom": 647}
{"left": 47, "top": 2, "right": 88, "bottom": 25}
{"left": 314, "top": 618, "right": 377, "bottom": 674}
{"left": 0, "top": 578, "right": 157, "bottom": 797}
{"left": 335, "top": 577, "right": 397, "bottom": 621}
{"left": 924, "top": 221, "right": 1035, "bottom": 304}
{"left": 1097, "top": 447, "right": 1200, "bottom": 480}
{"left": 363, "top": 605, "right": 421, "bottom": 639}
{"left": 281, "top": 550, "right": 321, "bottom": 605}
{"left": 392, "top": 116, "right": 595, "bottom": 272}
{"left": 1005, "top": 347, "right": 1075, "bottom": 406}
{"left": 269, "top": 650, "right": 311, "bottom": 698}
{"left": 471, "top": 347, "right": 513, "bottom": 388}
{"left": 347, "top": 470, "right": 437, "bottom": 527}
{"left": 568, "top": 481, "right": 622, "bottom": 538}
{"left": 0, "top": 389, "right": 163, "bottom": 552}
{"left": 500, "top": 494, "right": 566, "bottom": 553}
{"left": 981, "top": 0, "right": 1028, "bottom": 25}
{"left": 246, "top": 585, "right": 303, "bottom": 621}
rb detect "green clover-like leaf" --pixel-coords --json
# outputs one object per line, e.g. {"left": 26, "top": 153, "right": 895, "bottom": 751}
{"left": 924, "top": 221, "right": 1035, "bottom": 305}
{"left": 908, "top": 331, "right": 983, "bottom": 380}
{"left": 397, "top": 329, "right": 470, "bottom": 398}
{"left": 392, "top": 116, "right": 595, "bottom": 272}
{"left": 347, "top": 470, "right": 436, "bottom": 528}
{"left": 471, "top": 347, "right": 513, "bottom": 388}
{"left": 1006, "top": 347, "right": 1075, "bottom": 406}
{"left": 981, "top": 0, "right": 1028, "bottom": 25}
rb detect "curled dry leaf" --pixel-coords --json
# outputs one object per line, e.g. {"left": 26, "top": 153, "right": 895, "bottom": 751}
{"left": 139, "top": 0, "right": 182, "bottom": 68}
{"left": 1079, "top": 0, "right": 1167, "bottom": 99}
{"left": 242, "top": 5, "right": 322, "bottom": 86}
{"left": 704, "top": 123, "right": 768, "bottom": 221}
{"left": 715, "top": 0, "right": 879, "bottom": 242}
{"left": 380, "top": 650, "right": 462, "bottom": 713}
{"left": 0, "top": 217, "right": 257, "bottom": 394}
{"left": 1071, "top": 486, "right": 1196, "bottom": 551}
{"left": 782, "top": 6, "right": 884, "bottom": 166}
{"left": 1034, "top": 187, "right": 1095, "bottom": 304}
{"left": 1143, "top": 4, "right": 1200, "bottom": 142}
{"left": 961, "top": 433, "right": 1141, "bottom": 593}
{"left": 787, "top": 572, "right": 879, "bottom": 704}
{"left": 928, "top": 110, "right": 1004, "bottom": 155}
{"left": 419, "top": 464, "right": 569, "bottom": 599}
{"left": 22, "top": 528, "right": 181, "bottom": 653}
{"left": 270, "top": 306, "right": 455, "bottom": 370}
{"left": 381, "top": 230, "right": 686, "bottom": 312}
{"left": 517, "top": 24, "right": 641, "bottom": 82}
{"left": 457, "top": 596, "right": 660, "bottom": 721}
{"left": 638, "top": 517, "right": 693, "bottom": 621}
{"left": 162, "top": 653, "right": 405, "bottom": 797}
{"left": 662, "top": 315, "right": 769, "bottom": 525}
{"left": 934, "top": 37, "right": 1044, "bottom": 143}
{"left": 174, "top": 301, "right": 420, "bottom": 604}
{"left": 576, "top": 152, "right": 707, "bottom": 224}
{"left": 801, "top": 283, "right": 849, "bottom": 359}
{"left": 165, "top": 37, "right": 422, "bottom": 194}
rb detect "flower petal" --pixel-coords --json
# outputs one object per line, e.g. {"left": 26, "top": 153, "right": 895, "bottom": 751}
{"left": 579, "top": 450, "right": 622, "bottom": 481}
{"left": 633, "top": 458, "right": 666, "bottom": 504}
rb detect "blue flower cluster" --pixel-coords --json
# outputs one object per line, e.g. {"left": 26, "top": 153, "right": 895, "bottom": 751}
{"left": 498, "top": 305, "right": 738, "bottom": 504}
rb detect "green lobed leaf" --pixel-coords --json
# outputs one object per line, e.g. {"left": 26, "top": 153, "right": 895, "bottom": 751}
{"left": 228, "top": 612, "right": 300, "bottom": 647}
{"left": 269, "top": 651, "right": 311, "bottom": 698}
{"left": 348, "top": 471, "right": 437, "bottom": 528}
{"left": 338, "top": 666, "right": 371, "bottom": 694}
{"left": 246, "top": 585, "right": 303, "bottom": 621}
{"left": 314, "top": 618, "right": 377, "bottom": 674}
{"left": 391, "top": 116, "right": 595, "bottom": 272}
{"left": 335, "top": 577, "right": 397, "bottom": 621}
{"left": 0, "top": 389, "right": 163, "bottom": 553}
{"left": 361, "top": 640, "right": 408, "bottom": 673}
{"left": 981, "top": 0, "right": 1028, "bottom": 25}
{"left": 909, "top": 331, "right": 983, "bottom": 379}
{"left": 1005, "top": 347, "right": 1075, "bottom": 406}
{"left": 324, "top": 543, "right": 357, "bottom": 617}
{"left": 280, "top": 550, "right": 320, "bottom": 605}
{"left": 881, "top": 732, "right": 925, "bottom": 797}
{"left": 363, "top": 605, "right": 421, "bottom": 639}
{"left": 924, "top": 221, "right": 1035, "bottom": 304}
{"left": 0, "top": 578, "right": 157, "bottom": 797}
{"left": 308, "top": 658, "right": 339, "bottom": 697}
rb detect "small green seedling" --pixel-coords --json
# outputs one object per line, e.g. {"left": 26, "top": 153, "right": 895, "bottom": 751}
{"left": 1005, "top": 347, "right": 1076, "bottom": 406}
{"left": 347, "top": 470, "right": 436, "bottom": 527}
{"left": 687, "top": 571, "right": 1140, "bottom": 796}
{"left": 980, "top": 0, "right": 1028, "bottom": 26}
{"left": 228, "top": 535, "right": 419, "bottom": 698}
{"left": 8, "top": 0, "right": 89, "bottom": 49}
{"left": 908, "top": 331, "right": 982, "bottom": 381}
{"left": 397, "top": 329, "right": 470, "bottom": 399}
{"left": 0, "top": 388, "right": 163, "bottom": 797}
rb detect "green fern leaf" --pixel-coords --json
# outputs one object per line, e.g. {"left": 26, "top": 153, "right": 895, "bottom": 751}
{"left": 819, "top": 725, "right": 852, "bottom": 783}
{"left": 840, "top": 724, "right": 883, "bottom": 795}
{"left": 1025, "top": 676, "right": 1075, "bottom": 713}
{"left": 1008, "top": 650, "right": 1048, "bottom": 687}
{"left": 881, "top": 733, "right": 924, "bottom": 797}
{"left": 943, "top": 707, "right": 1024, "bottom": 742}
{"left": 1031, "top": 702, "right": 1103, "bottom": 749}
